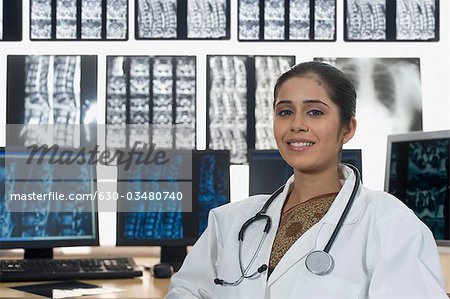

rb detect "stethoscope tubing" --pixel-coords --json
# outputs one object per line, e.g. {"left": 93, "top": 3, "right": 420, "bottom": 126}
{"left": 215, "top": 164, "right": 361, "bottom": 285}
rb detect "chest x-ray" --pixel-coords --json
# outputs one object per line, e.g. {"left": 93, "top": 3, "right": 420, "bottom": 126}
{"left": 316, "top": 57, "right": 423, "bottom": 188}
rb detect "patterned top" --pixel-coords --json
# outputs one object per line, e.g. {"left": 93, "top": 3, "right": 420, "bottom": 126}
{"left": 268, "top": 192, "right": 338, "bottom": 276}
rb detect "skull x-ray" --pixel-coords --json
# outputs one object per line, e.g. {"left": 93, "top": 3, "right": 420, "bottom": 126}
{"left": 106, "top": 56, "right": 196, "bottom": 150}
{"left": 239, "top": 0, "right": 335, "bottom": 41}
{"left": 207, "top": 55, "right": 294, "bottom": 164}
{"left": 6, "top": 55, "right": 98, "bottom": 147}
{"left": 31, "top": 0, "right": 128, "bottom": 40}
{"left": 345, "top": 0, "right": 438, "bottom": 41}
{"left": 136, "top": 0, "right": 229, "bottom": 39}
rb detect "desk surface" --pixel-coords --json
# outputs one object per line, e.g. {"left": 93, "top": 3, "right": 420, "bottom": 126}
{"left": 0, "top": 257, "right": 169, "bottom": 299}
{"left": 1, "top": 255, "right": 450, "bottom": 298}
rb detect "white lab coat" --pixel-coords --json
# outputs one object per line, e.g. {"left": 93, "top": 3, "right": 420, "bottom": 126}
{"left": 167, "top": 165, "right": 447, "bottom": 299}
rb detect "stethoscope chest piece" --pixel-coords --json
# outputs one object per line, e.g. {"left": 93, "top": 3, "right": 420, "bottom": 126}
{"left": 305, "top": 250, "right": 334, "bottom": 275}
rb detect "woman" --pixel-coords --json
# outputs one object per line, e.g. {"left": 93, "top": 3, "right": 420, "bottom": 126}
{"left": 166, "top": 61, "right": 447, "bottom": 298}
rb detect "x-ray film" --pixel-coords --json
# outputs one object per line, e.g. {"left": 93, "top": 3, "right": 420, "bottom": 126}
{"left": 31, "top": 0, "right": 52, "bottom": 39}
{"left": 6, "top": 55, "right": 98, "bottom": 147}
{"left": 396, "top": 0, "right": 436, "bottom": 40}
{"left": 136, "top": 0, "right": 230, "bottom": 39}
{"left": 238, "top": 0, "right": 259, "bottom": 40}
{"left": 30, "top": 0, "right": 128, "bottom": 40}
{"left": 137, "top": 0, "right": 177, "bottom": 38}
{"left": 239, "top": 0, "right": 336, "bottom": 41}
{"left": 0, "top": 0, "right": 3, "bottom": 39}
{"left": 254, "top": 57, "right": 293, "bottom": 150}
{"left": 314, "top": 0, "right": 335, "bottom": 40}
{"left": 264, "top": 0, "right": 285, "bottom": 40}
{"left": 106, "top": 56, "right": 196, "bottom": 150}
{"left": 345, "top": 0, "right": 439, "bottom": 41}
{"left": 207, "top": 55, "right": 294, "bottom": 164}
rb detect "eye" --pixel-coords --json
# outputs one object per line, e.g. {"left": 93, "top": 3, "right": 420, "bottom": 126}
{"left": 277, "top": 109, "right": 293, "bottom": 116}
{"left": 307, "top": 109, "right": 324, "bottom": 116}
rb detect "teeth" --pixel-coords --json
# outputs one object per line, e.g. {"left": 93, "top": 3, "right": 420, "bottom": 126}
{"left": 289, "top": 142, "right": 314, "bottom": 147}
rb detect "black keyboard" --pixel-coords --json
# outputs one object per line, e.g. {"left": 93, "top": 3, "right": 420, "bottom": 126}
{"left": 0, "top": 257, "right": 143, "bottom": 282}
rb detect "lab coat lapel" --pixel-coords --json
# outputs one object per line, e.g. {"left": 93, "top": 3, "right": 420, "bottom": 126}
{"left": 267, "top": 165, "right": 361, "bottom": 286}
{"left": 253, "top": 177, "right": 294, "bottom": 286}
{"left": 266, "top": 222, "right": 325, "bottom": 286}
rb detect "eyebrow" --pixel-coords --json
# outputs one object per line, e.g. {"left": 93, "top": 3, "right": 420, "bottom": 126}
{"left": 274, "top": 99, "right": 330, "bottom": 108}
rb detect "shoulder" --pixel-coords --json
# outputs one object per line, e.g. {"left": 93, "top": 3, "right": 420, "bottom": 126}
{"left": 359, "top": 187, "right": 430, "bottom": 232}
{"left": 210, "top": 194, "right": 271, "bottom": 219}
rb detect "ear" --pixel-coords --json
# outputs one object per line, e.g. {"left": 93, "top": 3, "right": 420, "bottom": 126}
{"left": 342, "top": 117, "right": 357, "bottom": 144}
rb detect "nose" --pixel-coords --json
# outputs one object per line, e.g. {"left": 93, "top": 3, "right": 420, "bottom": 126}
{"left": 290, "top": 114, "right": 309, "bottom": 132}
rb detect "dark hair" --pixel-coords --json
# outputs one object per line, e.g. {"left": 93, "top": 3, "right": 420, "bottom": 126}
{"left": 273, "top": 61, "right": 356, "bottom": 125}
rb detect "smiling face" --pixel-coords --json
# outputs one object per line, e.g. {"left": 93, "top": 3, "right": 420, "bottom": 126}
{"left": 273, "top": 75, "right": 355, "bottom": 174}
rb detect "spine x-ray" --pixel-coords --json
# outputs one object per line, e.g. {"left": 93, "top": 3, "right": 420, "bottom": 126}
{"left": 31, "top": 0, "right": 128, "bottom": 40}
{"left": 345, "top": 0, "right": 439, "bottom": 41}
{"left": 239, "top": 0, "right": 336, "bottom": 41}
{"left": 207, "top": 55, "right": 294, "bottom": 164}
{"left": 136, "top": 0, "right": 229, "bottom": 39}
{"left": 106, "top": 56, "right": 196, "bottom": 150}
{"left": 6, "top": 55, "right": 97, "bottom": 147}
{"left": 0, "top": 0, "right": 22, "bottom": 40}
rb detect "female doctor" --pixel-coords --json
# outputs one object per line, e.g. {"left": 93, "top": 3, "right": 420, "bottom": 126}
{"left": 166, "top": 61, "right": 447, "bottom": 298}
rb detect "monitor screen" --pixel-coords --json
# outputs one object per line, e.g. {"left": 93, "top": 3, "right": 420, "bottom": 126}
{"left": 385, "top": 130, "right": 450, "bottom": 246}
{"left": 116, "top": 150, "right": 230, "bottom": 268}
{"left": 249, "top": 149, "right": 363, "bottom": 196}
{"left": 0, "top": 148, "right": 99, "bottom": 257}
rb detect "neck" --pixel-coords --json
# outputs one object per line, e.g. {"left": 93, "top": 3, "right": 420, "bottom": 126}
{"left": 290, "top": 166, "right": 342, "bottom": 204}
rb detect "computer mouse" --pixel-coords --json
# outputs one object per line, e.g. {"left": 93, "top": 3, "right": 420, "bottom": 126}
{"left": 152, "top": 263, "right": 174, "bottom": 279}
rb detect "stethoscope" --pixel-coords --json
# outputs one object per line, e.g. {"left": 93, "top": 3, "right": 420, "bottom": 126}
{"left": 214, "top": 164, "right": 361, "bottom": 286}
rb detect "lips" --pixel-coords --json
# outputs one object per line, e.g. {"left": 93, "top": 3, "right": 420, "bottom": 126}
{"left": 285, "top": 139, "right": 315, "bottom": 151}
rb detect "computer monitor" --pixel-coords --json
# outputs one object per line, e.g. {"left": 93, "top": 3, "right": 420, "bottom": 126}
{"left": 116, "top": 150, "right": 230, "bottom": 270}
{"left": 248, "top": 149, "right": 363, "bottom": 196}
{"left": 385, "top": 130, "right": 450, "bottom": 246}
{"left": 0, "top": 148, "right": 99, "bottom": 259}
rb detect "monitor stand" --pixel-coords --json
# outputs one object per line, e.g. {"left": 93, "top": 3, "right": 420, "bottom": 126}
{"left": 160, "top": 246, "right": 187, "bottom": 272}
{"left": 24, "top": 248, "right": 53, "bottom": 259}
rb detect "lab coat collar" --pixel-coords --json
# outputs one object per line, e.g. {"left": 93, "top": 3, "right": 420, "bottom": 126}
{"left": 281, "top": 164, "right": 362, "bottom": 225}
{"left": 265, "top": 164, "right": 363, "bottom": 287}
